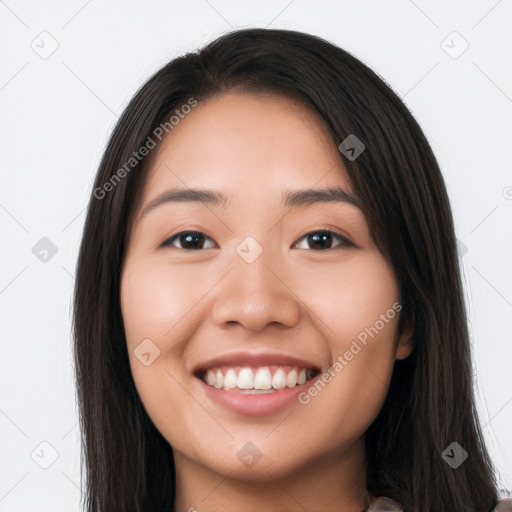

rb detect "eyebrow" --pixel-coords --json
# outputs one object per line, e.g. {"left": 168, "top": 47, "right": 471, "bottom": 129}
{"left": 139, "top": 186, "right": 362, "bottom": 219}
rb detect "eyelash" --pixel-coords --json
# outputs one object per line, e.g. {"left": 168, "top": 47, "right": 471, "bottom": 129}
{"left": 160, "top": 230, "right": 355, "bottom": 251}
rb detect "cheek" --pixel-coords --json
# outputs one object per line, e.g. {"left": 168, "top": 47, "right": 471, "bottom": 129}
{"left": 120, "top": 259, "right": 194, "bottom": 398}
{"left": 121, "top": 257, "right": 198, "bottom": 343}
{"left": 306, "top": 251, "right": 400, "bottom": 345}
{"left": 295, "top": 253, "right": 400, "bottom": 434}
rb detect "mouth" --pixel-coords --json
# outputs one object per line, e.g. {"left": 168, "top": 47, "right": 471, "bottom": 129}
{"left": 194, "top": 365, "right": 321, "bottom": 393}
{"left": 192, "top": 352, "right": 323, "bottom": 416}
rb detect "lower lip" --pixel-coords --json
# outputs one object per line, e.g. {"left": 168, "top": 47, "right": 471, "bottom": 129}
{"left": 197, "top": 377, "right": 316, "bottom": 417}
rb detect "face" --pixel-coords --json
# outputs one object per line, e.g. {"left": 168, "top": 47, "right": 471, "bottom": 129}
{"left": 120, "top": 91, "right": 412, "bottom": 482}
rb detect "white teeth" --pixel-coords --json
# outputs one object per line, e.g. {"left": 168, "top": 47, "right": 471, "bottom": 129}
{"left": 206, "top": 370, "right": 216, "bottom": 386}
{"left": 254, "top": 367, "right": 272, "bottom": 390}
{"left": 214, "top": 369, "right": 223, "bottom": 389}
{"left": 286, "top": 368, "right": 297, "bottom": 388}
{"left": 202, "top": 365, "right": 316, "bottom": 391}
{"left": 237, "top": 368, "right": 254, "bottom": 389}
{"left": 223, "top": 369, "right": 238, "bottom": 389}
{"left": 271, "top": 368, "right": 287, "bottom": 390}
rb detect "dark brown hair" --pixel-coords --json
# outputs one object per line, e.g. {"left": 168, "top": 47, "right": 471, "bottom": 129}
{"left": 73, "top": 27, "right": 499, "bottom": 511}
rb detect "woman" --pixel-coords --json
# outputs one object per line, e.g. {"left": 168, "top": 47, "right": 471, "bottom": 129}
{"left": 73, "top": 28, "right": 507, "bottom": 511}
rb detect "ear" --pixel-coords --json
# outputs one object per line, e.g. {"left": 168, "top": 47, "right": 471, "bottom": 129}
{"left": 395, "top": 313, "right": 414, "bottom": 361}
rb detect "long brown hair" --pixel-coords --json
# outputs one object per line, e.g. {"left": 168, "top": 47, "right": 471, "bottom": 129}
{"left": 73, "top": 28, "right": 499, "bottom": 511}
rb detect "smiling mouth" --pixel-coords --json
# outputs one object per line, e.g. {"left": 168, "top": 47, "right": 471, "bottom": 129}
{"left": 194, "top": 365, "right": 320, "bottom": 393}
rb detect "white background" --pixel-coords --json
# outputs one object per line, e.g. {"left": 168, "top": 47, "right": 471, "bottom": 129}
{"left": 0, "top": 1, "right": 511, "bottom": 510}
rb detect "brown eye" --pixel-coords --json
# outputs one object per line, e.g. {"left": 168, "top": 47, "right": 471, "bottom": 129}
{"left": 160, "top": 230, "right": 353, "bottom": 251}
{"left": 161, "top": 231, "right": 215, "bottom": 250}
{"left": 294, "top": 231, "right": 352, "bottom": 250}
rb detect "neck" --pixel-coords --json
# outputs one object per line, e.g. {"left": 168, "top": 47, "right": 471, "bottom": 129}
{"left": 173, "top": 437, "right": 369, "bottom": 512}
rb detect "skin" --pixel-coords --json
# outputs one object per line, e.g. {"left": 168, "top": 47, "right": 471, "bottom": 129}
{"left": 120, "top": 91, "right": 413, "bottom": 512}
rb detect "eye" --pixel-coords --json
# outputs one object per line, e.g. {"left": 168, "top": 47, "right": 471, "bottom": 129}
{"left": 293, "top": 230, "right": 353, "bottom": 250}
{"left": 161, "top": 230, "right": 353, "bottom": 251}
{"left": 161, "top": 231, "right": 215, "bottom": 250}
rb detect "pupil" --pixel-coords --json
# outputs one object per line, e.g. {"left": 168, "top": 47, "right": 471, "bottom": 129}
{"left": 309, "top": 232, "right": 332, "bottom": 249}
{"left": 182, "top": 232, "right": 203, "bottom": 249}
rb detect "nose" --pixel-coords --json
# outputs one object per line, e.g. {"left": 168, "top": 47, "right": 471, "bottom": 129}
{"left": 211, "top": 249, "right": 301, "bottom": 332}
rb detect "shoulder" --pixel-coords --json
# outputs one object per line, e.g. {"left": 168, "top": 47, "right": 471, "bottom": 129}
{"left": 366, "top": 496, "right": 403, "bottom": 511}
{"left": 493, "top": 497, "right": 512, "bottom": 512}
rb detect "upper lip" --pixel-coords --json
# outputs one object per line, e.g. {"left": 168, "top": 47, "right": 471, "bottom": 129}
{"left": 192, "top": 351, "right": 322, "bottom": 375}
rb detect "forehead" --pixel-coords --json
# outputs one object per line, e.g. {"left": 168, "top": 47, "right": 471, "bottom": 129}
{"left": 141, "top": 91, "right": 352, "bottom": 206}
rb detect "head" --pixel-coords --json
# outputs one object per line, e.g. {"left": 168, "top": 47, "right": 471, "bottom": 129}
{"left": 73, "top": 28, "right": 498, "bottom": 512}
